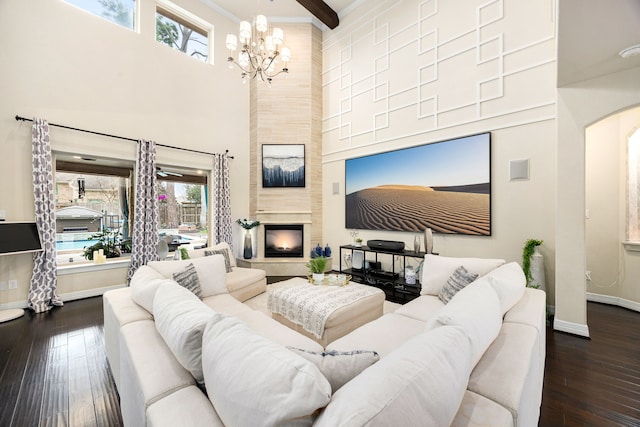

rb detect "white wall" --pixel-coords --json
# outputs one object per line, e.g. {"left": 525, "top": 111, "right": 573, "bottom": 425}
{"left": 0, "top": 0, "right": 249, "bottom": 306}
{"left": 585, "top": 107, "right": 640, "bottom": 306}
{"left": 322, "top": 0, "right": 557, "bottom": 302}
{"left": 556, "top": 68, "right": 640, "bottom": 336}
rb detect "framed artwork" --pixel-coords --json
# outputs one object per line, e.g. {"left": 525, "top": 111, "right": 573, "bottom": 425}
{"left": 345, "top": 133, "right": 491, "bottom": 236}
{"left": 262, "top": 144, "right": 305, "bottom": 188}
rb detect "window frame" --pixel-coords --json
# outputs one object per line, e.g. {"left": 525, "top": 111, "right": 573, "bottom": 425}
{"left": 155, "top": 0, "right": 214, "bottom": 64}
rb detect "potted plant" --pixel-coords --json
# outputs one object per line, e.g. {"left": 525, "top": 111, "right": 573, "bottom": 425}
{"left": 83, "top": 228, "right": 122, "bottom": 260}
{"left": 236, "top": 218, "right": 260, "bottom": 259}
{"left": 522, "top": 239, "right": 544, "bottom": 288}
{"left": 307, "top": 256, "right": 328, "bottom": 283}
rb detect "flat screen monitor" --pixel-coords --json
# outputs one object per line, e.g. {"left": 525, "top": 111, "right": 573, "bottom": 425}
{"left": 0, "top": 222, "right": 43, "bottom": 256}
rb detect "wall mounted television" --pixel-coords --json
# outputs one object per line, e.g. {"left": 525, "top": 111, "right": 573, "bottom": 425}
{"left": 0, "top": 222, "right": 43, "bottom": 255}
{"left": 345, "top": 133, "right": 491, "bottom": 236}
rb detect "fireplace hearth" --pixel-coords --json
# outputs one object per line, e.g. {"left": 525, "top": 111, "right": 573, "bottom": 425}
{"left": 264, "top": 224, "right": 304, "bottom": 258}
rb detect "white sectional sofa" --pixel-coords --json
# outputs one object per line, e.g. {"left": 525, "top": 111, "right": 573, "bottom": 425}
{"left": 103, "top": 251, "right": 546, "bottom": 427}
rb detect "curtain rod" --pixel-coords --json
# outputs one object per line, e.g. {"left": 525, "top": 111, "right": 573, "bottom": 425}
{"left": 14, "top": 115, "right": 233, "bottom": 159}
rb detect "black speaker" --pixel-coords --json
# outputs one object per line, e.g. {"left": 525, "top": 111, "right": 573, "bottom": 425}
{"left": 366, "top": 240, "right": 405, "bottom": 252}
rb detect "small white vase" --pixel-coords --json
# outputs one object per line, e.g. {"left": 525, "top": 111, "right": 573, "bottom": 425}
{"left": 312, "top": 272, "right": 325, "bottom": 283}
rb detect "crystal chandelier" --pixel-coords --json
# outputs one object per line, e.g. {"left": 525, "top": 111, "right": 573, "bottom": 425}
{"left": 225, "top": 15, "right": 291, "bottom": 85}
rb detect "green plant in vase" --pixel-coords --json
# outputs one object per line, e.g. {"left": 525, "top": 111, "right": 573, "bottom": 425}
{"left": 236, "top": 218, "right": 260, "bottom": 259}
{"left": 522, "top": 239, "right": 543, "bottom": 288}
{"left": 307, "top": 256, "right": 328, "bottom": 283}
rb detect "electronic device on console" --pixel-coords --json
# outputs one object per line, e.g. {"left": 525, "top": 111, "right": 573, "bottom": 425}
{"left": 366, "top": 239, "right": 405, "bottom": 252}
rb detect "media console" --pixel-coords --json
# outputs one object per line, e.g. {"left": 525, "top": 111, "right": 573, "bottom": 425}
{"left": 338, "top": 244, "right": 424, "bottom": 304}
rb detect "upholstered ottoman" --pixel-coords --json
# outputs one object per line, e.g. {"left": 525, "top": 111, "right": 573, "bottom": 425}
{"left": 268, "top": 277, "right": 385, "bottom": 347}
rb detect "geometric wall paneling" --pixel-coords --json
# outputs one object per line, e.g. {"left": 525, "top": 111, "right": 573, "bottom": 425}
{"left": 322, "top": 0, "right": 556, "bottom": 157}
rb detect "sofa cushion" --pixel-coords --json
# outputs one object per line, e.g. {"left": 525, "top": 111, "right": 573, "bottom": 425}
{"left": 482, "top": 262, "right": 527, "bottom": 314}
{"left": 119, "top": 320, "right": 195, "bottom": 427}
{"left": 202, "top": 313, "right": 331, "bottom": 426}
{"left": 204, "top": 249, "right": 232, "bottom": 273}
{"left": 153, "top": 282, "right": 214, "bottom": 385}
{"left": 226, "top": 267, "right": 266, "bottom": 293}
{"left": 438, "top": 265, "right": 478, "bottom": 304}
{"left": 467, "top": 323, "right": 540, "bottom": 426}
{"left": 393, "top": 295, "right": 444, "bottom": 322}
{"left": 327, "top": 313, "right": 426, "bottom": 358}
{"left": 130, "top": 265, "right": 168, "bottom": 313}
{"left": 202, "top": 293, "right": 255, "bottom": 317}
{"left": 171, "top": 263, "right": 203, "bottom": 298}
{"left": 420, "top": 254, "right": 505, "bottom": 296}
{"left": 287, "top": 348, "right": 380, "bottom": 393}
{"left": 451, "top": 390, "right": 514, "bottom": 427}
{"left": 189, "top": 242, "right": 236, "bottom": 268}
{"left": 148, "top": 255, "right": 228, "bottom": 297}
{"left": 425, "top": 279, "right": 502, "bottom": 367}
{"left": 234, "top": 310, "right": 324, "bottom": 352}
{"left": 147, "top": 386, "right": 224, "bottom": 427}
{"left": 315, "top": 325, "right": 472, "bottom": 427}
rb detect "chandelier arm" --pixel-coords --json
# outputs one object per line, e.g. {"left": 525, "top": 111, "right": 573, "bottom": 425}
{"left": 261, "top": 53, "right": 280, "bottom": 78}
{"left": 230, "top": 59, "right": 252, "bottom": 75}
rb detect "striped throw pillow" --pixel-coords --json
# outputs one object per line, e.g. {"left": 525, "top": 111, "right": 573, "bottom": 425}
{"left": 172, "top": 263, "right": 203, "bottom": 299}
{"left": 438, "top": 265, "right": 478, "bottom": 304}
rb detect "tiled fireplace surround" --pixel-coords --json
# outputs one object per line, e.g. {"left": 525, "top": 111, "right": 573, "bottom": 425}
{"left": 236, "top": 211, "right": 326, "bottom": 276}
{"left": 235, "top": 24, "right": 325, "bottom": 277}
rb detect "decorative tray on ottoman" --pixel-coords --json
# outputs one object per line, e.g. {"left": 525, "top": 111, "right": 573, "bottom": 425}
{"left": 308, "top": 274, "right": 351, "bottom": 286}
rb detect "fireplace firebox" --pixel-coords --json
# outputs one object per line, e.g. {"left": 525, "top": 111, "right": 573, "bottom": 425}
{"left": 264, "top": 224, "right": 304, "bottom": 258}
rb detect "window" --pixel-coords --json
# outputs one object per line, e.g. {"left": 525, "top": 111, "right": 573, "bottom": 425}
{"left": 628, "top": 128, "right": 640, "bottom": 241}
{"left": 156, "top": 171, "right": 208, "bottom": 247}
{"left": 64, "top": 0, "right": 136, "bottom": 30}
{"left": 55, "top": 159, "right": 133, "bottom": 265}
{"left": 156, "top": 0, "right": 212, "bottom": 63}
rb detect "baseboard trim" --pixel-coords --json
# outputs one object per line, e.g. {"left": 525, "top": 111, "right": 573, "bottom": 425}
{"left": 553, "top": 318, "right": 590, "bottom": 338}
{"left": 0, "top": 284, "right": 126, "bottom": 310}
{"left": 587, "top": 292, "right": 640, "bottom": 313}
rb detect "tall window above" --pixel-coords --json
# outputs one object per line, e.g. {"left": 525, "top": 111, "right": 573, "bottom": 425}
{"left": 64, "top": 0, "right": 136, "bottom": 30}
{"left": 156, "top": 0, "right": 212, "bottom": 64}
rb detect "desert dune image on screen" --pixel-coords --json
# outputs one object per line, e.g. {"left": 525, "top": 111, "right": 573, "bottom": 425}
{"left": 345, "top": 133, "right": 491, "bottom": 235}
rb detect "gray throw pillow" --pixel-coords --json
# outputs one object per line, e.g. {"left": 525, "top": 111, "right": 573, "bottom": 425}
{"left": 172, "top": 263, "right": 203, "bottom": 298}
{"left": 287, "top": 347, "right": 380, "bottom": 393}
{"left": 438, "top": 265, "right": 478, "bottom": 304}
{"left": 205, "top": 249, "right": 232, "bottom": 273}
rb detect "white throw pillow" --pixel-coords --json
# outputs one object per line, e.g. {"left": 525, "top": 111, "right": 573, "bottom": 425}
{"left": 189, "top": 242, "right": 236, "bottom": 268}
{"left": 482, "top": 262, "right": 527, "bottom": 314}
{"left": 425, "top": 279, "right": 502, "bottom": 368}
{"left": 153, "top": 281, "right": 214, "bottom": 385}
{"left": 420, "top": 254, "right": 505, "bottom": 296}
{"left": 148, "top": 254, "right": 228, "bottom": 297}
{"left": 130, "top": 265, "right": 168, "bottom": 312}
{"left": 202, "top": 313, "right": 331, "bottom": 427}
{"left": 315, "top": 325, "right": 472, "bottom": 427}
{"left": 287, "top": 348, "right": 380, "bottom": 393}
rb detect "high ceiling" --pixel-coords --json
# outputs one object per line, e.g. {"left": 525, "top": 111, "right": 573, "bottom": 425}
{"left": 557, "top": 0, "right": 640, "bottom": 86}
{"left": 203, "top": 0, "right": 361, "bottom": 28}
{"left": 207, "top": 0, "right": 640, "bottom": 86}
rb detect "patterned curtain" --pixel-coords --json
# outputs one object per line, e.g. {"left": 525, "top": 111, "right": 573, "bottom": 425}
{"left": 212, "top": 153, "right": 232, "bottom": 248}
{"left": 127, "top": 140, "right": 159, "bottom": 282}
{"left": 29, "top": 118, "right": 63, "bottom": 313}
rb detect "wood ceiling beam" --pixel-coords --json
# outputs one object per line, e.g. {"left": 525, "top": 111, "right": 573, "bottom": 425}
{"left": 296, "top": 0, "right": 339, "bottom": 29}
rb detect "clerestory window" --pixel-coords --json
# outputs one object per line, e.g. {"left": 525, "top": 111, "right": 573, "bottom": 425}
{"left": 156, "top": 0, "right": 212, "bottom": 64}
{"left": 64, "top": 0, "right": 136, "bottom": 31}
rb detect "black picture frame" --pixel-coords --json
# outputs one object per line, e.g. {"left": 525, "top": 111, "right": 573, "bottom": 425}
{"left": 345, "top": 132, "right": 492, "bottom": 236}
{"left": 262, "top": 144, "right": 305, "bottom": 188}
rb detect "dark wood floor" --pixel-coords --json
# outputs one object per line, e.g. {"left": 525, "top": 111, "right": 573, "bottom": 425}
{"left": 1, "top": 298, "right": 639, "bottom": 426}
{"left": 0, "top": 297, "right": 122, "bottom": 427}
